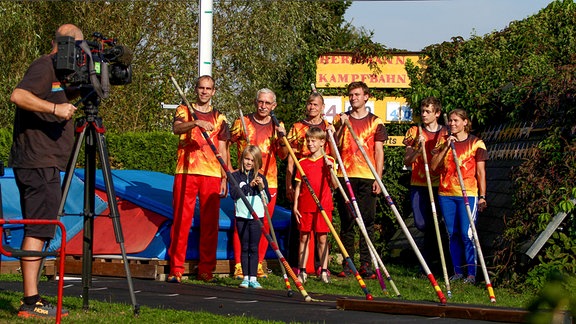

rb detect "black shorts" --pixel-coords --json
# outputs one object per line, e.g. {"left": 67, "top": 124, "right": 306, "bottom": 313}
{"left": 14, "top": 168, "right": 61, "bottom": 239}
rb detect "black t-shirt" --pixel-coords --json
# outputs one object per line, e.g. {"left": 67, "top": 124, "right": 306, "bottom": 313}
{"left": 9, "top": 54, "right": 74, "bottom": 169}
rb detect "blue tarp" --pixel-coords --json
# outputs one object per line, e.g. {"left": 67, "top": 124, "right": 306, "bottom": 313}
{"left": 2, "top": 168, "right": 291, "bottom": 261}
{"left": 0, "top": 168, "right": 108, "bottom": 260}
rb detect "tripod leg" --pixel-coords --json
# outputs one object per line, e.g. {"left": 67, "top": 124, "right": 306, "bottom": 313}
{"left": 94, "top": 128, "right": 140, "bottom": 315}
{"left": 82, "top": 125, "right": 97, "bottom": 311}
{"left": 59, "top": 124, "right": 87, "bottom": 215}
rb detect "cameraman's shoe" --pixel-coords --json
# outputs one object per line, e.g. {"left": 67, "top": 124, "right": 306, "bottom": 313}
{"left": 18, "top": 297, "right": 68, "bottom": 319}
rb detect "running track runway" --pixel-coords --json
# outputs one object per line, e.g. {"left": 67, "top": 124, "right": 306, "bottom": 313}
{"left": 0, "top": 277, "right": 513, "bottom": 323}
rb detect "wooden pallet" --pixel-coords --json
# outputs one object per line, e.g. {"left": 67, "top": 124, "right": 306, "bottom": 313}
{"left": 1, "top": 256, "right": 282, "bottom": 281}
{"left": 62, "top": 256, "right": 280, "bottom": 281}
{"left": 0, "top": 259, "right": 56, "bottom": 277}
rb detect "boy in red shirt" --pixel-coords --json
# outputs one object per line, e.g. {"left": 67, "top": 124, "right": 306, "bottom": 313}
{"left": 293, "top": 127, "right": 337, "bottom": 283}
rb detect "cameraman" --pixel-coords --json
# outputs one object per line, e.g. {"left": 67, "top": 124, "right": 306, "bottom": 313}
{"left": 9, "top": 23, "right": 82, "bottom": 319}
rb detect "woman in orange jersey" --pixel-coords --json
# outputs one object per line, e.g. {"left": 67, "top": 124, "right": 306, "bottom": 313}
{"left": 430, "top": 109, "right": 487, "bottom": 285}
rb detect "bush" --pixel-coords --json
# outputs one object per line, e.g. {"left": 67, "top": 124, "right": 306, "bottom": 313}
{"left": 0, "top": 129, "right": 178, "bottom": 175}
{"left": 493, "top": 129, "right": 576, "bottom": 288}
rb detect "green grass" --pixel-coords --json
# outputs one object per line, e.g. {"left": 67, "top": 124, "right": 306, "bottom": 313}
{"left": 0, "top": 262, "right": 572, "bottom": 323}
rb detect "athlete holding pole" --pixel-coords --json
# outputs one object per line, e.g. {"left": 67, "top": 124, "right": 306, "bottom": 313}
{"left": 332, "top": 81, "right": 387, "bottom": 280}
{"left": 271, "top": 111, "right": 373, "bottom": 300}
{"left": 238, "top": 107, "right": 293, "bottom": 295}
{"left": 167, "top": 75, "right": 229, "bottom": 283}
{"left": 229, "top": 89, "right": 288, "bottom": 279}
{"left": 229, "top": 145, "right": 269, "bottom": 290}
{"left": 430, "top": 109, "right": 495, "bottom": 303}
{"left": 292, "top": 127, "right": 336, "bottom": 284}
{"left": 286, "top": 92, "right": 332, "bottom": 277}
{"left": 403, "top": 97, "right": 451, "bottom": 296}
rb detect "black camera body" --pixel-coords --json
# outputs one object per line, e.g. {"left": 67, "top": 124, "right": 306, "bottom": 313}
{"left": 55, "top": 32, "right": 132, "bottom": 98}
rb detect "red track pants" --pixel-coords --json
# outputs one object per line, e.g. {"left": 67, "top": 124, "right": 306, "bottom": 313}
{"left": 169, "top": 174, "right": 221, "bottom": 276}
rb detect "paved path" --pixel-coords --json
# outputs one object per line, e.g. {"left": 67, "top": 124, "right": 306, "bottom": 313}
{"left": 0, "top": 277, "right": 510, "bottom": 323}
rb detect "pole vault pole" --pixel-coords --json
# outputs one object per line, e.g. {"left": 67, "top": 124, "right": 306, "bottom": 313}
{"left": 271, "top": 111, "right": 373, "bottom": 300}
{"left": 418, "top": 125, "right": 451, "bottom": 298}
{"left": 170, "top": 74, "right": 314, "bottom": 302}
{"left": 321, "top": 147, "right": 398, "bottom": 296}
{"left": 310, "top": 84, "right": 391, "bottom": 294}
{"left": 442, "top": 114, "right": 496, "bottom": 303}
{"left": 343, "top": 119, "right": 446, "bottom": 305}
{"left": 322, "top": 123, "right": 401, "bottom": 297}
{"left": 258, "top": 184, "right": 293, "bottom": 296}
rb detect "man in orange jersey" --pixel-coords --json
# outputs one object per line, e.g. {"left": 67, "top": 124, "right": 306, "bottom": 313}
{"left": 333, "top": 81, "right": 387, "bottom": 279}
{"left": 229, "top": 88, "right": 288, "bottom": 279}
{"left": 167, "top": 75, "right": 230, "bottom": 283}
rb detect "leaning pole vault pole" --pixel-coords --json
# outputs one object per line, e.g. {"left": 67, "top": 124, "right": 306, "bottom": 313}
{"left": 343, "top": 119, "right": 447, "bottom": 305}
{"left": 271, "top": 111, "right": 373, "bottom": 301}
{"left": 322, "top": 123, "right": 401, "bottom": 298}
{"left": 170, "top": 75, "right": 314, "bottom": 302}
{"left": 418, "top": 125, "right": 452, "bottom": 298}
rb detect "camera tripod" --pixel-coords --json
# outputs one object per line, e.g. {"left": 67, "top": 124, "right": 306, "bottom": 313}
{"left": 58, "top": 90, "right": 139, "bottom": 315}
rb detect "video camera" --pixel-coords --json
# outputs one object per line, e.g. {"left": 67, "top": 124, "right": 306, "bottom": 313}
{"left": 55, "top": 32, "right": 132, "bottom": 99}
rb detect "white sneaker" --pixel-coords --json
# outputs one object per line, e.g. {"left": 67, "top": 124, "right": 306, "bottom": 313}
{"left": 320, "top": 271, "right": 330, "bottom": 283}
{"left": 298, "top": 271, "right": 307, "bottom": 284}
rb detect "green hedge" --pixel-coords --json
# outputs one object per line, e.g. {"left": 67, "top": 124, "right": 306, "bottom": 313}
{"left": 0, "top": 129, "right": 178, "bottom": 175}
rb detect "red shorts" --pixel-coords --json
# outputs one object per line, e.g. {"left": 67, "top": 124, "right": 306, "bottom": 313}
{"left": 298, "top": 210, "right": 332, "bottom": 233}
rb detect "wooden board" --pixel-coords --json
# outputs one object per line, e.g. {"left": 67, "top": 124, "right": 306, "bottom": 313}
{"left": 336, "top": 298, "right": 529, "bottom": 323}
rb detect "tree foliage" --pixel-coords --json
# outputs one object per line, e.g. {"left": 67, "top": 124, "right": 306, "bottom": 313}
{"left": 405, "top": 0, "right": 576, "bottom": 130}
{"left": 0, "top": 1, "right": 360, "bottom": 133}
{"left": 404, "top": 0, "right": 576, "bottom": 285}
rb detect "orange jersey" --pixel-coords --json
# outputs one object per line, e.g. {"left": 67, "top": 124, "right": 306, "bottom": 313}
{"left": 434, "top": 134, "right": 488, "bottom": 197}
{"left": 286, "top": 119, "right": 331, "bottom": 159}
{"left": 295, "top": 155, "right": 335, "bottom": 212}
{"left": 333, "top": 113, "right": 387, "bottom": 179}
{"left": 230, "top": 113, "right": 284, "bottom": 188}
{"left": 403, "top": 125, "right": 448, "bottom": 187}
{"left": 174, "top": 104, "right": 230, "bottom": 176}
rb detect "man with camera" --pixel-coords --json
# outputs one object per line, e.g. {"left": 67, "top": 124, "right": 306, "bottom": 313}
{"left": 9, "top": 23, "right": 83, "bottom": 319}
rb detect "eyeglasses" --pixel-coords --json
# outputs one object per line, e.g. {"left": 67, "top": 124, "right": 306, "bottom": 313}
{"left": 257, "top": 100, "right": 275, "bottom": 106}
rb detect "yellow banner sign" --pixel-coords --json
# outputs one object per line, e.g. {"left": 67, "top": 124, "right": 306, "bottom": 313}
{"left": 315, "top": 53, "right": 422, "bottom": 88}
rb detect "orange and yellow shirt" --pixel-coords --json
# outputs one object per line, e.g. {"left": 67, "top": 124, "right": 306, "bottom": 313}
{"left": 174, "top": 104, "right": 230, "bottom": 177}
{"left": 403, "top": 125, "right": 448, "bottom": 187}
{"left": 333, "top": 113, "right": 387, "bottom": 179}
{"left": 434, "top": 134, "right": 488, "bottom": 197}
{"left": 230, "top": 113, "right": 284, "bottom": 189}
{"left": 286, "top": 119, "right": 331, "bottom": 159}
